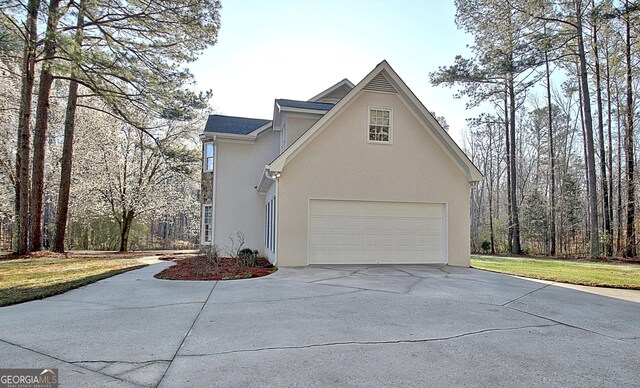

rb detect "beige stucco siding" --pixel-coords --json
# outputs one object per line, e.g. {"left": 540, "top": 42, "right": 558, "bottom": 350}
{"left": 276, "top": 91, "right": 471, "bottom": 267}
{"left": 214, "top": 131, "right": 280, "bottom": 254}
{"left": 285, "top": 115, "right": 320, "bottom": 150}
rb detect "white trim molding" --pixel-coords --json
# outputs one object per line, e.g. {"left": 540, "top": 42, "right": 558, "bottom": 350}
{"left": 367, "top": 106, "right": 393, "bottom": 144}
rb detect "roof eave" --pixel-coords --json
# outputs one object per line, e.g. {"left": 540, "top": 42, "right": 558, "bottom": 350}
{"left": 201, "top": 132, "right": 256, "bottom": 141}
{"left": 280, "top": 106, "right": 330, "bottom": 115}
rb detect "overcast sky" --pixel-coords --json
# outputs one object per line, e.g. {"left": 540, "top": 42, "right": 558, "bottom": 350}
{"left": 190, "top": 1, "right": 478, "bottom": 145}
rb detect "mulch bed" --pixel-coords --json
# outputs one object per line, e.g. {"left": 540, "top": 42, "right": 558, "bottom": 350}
{"left": 154, "top": 255, "right": 277, "bottom": 281}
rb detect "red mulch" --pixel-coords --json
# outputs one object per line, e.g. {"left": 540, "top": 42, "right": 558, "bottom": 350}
{"left": 154, "top": 256, "right": 277, "bottom": 281}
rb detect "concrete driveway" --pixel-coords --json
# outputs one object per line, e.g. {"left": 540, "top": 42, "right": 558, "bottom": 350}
{"left": 0, "top": 263, "right": 638, "bottom": 387}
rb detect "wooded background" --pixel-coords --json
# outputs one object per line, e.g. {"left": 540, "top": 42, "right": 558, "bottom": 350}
{"left": 433, "top": 0, "right": 638, "bottom": 258}
{"left": 1, "top": 0, "right": 638, "bottom": 258}
{"left": 1, "top": 0, "right": 221, "bottom": 253}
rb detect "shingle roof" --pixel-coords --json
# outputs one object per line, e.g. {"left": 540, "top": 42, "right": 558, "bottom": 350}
{"left": 276, "top": 99, "right": 334, "bottom": 111}
{"left": 204, "top": 115, "right": 271, "bottom": 135}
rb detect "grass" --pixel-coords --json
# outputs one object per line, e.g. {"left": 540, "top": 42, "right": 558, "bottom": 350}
{"left": 0, "top": 253, "right": 147, "bottom": 306}
{"left": 471, "top": 255, "right": 640, "bottom": 289}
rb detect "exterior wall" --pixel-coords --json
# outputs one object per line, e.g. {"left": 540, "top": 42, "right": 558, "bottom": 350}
{"left": 285, "top": 115, "right": 321, "bottom": 150}
{"left": 213, "top": 131, "right": 280, "bottom": 254}
{"left": 276, "top": 91, "right": 471, "bottom": 267}
{"left": 201, "top": 171, "right": 213, "bottom": 205}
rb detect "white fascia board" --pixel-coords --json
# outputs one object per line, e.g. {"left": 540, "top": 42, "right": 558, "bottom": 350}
{"left": 286, "top": 111, "right": 325, "bottom": 119}
{"left": 248, "top": 122, "right": 273, "bottom": 138}
{"left": 272, "top": 102, "right": 283, "bottom": 131}
{"left": 279, "top": 106, "right": 331, "bottom": 115}
{"left": 211, "top": 133, "right": 256, "bottom": 143}
{"left": 200, "top": 123, "right": 272, "bottom": 143}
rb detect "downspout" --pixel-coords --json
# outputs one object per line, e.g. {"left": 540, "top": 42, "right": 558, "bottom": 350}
{"left": 264, "top": 169, "right": 281, "bottom": 266}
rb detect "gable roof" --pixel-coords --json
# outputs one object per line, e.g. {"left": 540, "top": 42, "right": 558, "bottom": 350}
{"left": 267, "top": 60, "right": 483, "bottom": 183}
{"left": 204, "top": 114, "right": 271, "bottom": 136}
{"left": 275, "top": 99, "right": 334, "bottom": 112}
{"left": 309, "top": 78, "right": 355, "bottom": 102}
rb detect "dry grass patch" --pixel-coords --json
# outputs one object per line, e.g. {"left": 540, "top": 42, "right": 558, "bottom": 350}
{"left": 0, "top": 253, "right": 147, "bottom": 306}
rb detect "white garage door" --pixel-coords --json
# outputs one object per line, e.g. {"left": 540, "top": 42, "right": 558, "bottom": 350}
{"left": 308, "top": 200, "right": 446, "bottom": 264}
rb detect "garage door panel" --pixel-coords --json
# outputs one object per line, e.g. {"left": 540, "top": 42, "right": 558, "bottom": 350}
{"left": 395, "top": 218, "right": 412, "bottom": 231}
{"left": 361, "top": 217, "right": 379, "bottom": 231}
{"left": 309, "top": 200, "right": 446, "bottom": 264}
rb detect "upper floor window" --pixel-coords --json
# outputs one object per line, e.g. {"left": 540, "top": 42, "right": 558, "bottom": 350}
{"left": 204, "top": 142, "right": 214, "bottom": 172}
{"left": 368, "top": 107, "right": 392, "bottom": 143}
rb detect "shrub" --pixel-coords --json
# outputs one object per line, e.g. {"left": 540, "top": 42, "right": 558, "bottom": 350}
{"left": 238, "top": 248, "right": 259, "bottom": 267}
{"left": 199, "top": 244, "right": 220, "bottom": 273}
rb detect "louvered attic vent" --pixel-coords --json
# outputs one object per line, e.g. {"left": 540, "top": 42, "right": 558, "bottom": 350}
{"left": 364, "top": 73, "right": 397, "bottom": 93}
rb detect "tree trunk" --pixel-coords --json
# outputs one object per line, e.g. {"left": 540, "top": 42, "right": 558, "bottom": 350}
{"left": 590, "top": 3, "right": 612, "bottom": 256}
{"left": 575, "top": 0, "right": 599, "bottom": 258}
{"left": 14, "top": 0, "right": 41, "bottom": 254}
{"left": 53, "top": 1, "right": 85, "bottom": 253}
{"left": 505, "top": 87, "right": 513, "bottom": 253}
{"left": 488, "top": 122, "right": 496, "bottom": 254}
{"left": 507, "top": 73, "right": 521, "bottom": 254}
{"left": 30, "top": 0, "right": 62, "bottom": 251}
{"left": 604, "top": 42, "right": 615, "bottom": 256}
{"left": 545, "top": 44, "right": 556, "bottom": 256}
{"left": 119, "top": 210, "right": 135, "bottom": 252}
{"left": 624, "top": 2, "right": 635, "bottom": 257}
{"left": 616, "top": 82, "right": 623, "bottom": 254}
{"left": 52, "top": 78, "right": 79, "bottom": 253}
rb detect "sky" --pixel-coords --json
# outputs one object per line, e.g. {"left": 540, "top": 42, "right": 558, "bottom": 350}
{"left": 189, "top": 1, "right": 477, "bottom": 145}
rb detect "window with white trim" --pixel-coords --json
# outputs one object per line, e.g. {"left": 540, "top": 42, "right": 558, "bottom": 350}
{"left": 203, "top": 205, "right": 212, "bottom": 243}
{"left": 204, "top": 142, "right": 214, "bottom": 172}
{"left": 265, "top": 197, "right": 276, "bottom": 252}
{"left": 368, "top": 107, "right": 392, "bottom": 143}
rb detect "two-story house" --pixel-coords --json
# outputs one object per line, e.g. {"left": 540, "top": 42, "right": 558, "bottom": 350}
{"left": 200, "top": 60, "right": 482, "bottom": 267}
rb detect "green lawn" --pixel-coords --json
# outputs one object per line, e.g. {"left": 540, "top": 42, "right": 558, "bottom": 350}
{"left": 0, "top": 255, "right": 147, "bottom": 306}
{"left": 471, "top": 255, "right": 640, "bottom": 289}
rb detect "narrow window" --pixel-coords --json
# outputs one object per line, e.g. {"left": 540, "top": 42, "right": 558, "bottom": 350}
{"left": 203, "top": 205, "right": 212, "bottom": 243}
{"left": 271, "top": 197, "right": 276, "bottom": 251}
{"left": 204, "top": 142, "right": 214, "bottom": 172}
{"left": 368, "top": 108, "right": 392, "bottom": 143}
{"left": 265, "top": 197, "right": 276, "bottom": 252}
{"left": 265, "top": 201, "right": 271, "bottom": 250}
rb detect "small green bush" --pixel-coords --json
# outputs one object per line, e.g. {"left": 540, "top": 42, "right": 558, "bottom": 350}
{"left": 238, "top": 248, "right": 259, "bottom": 267}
